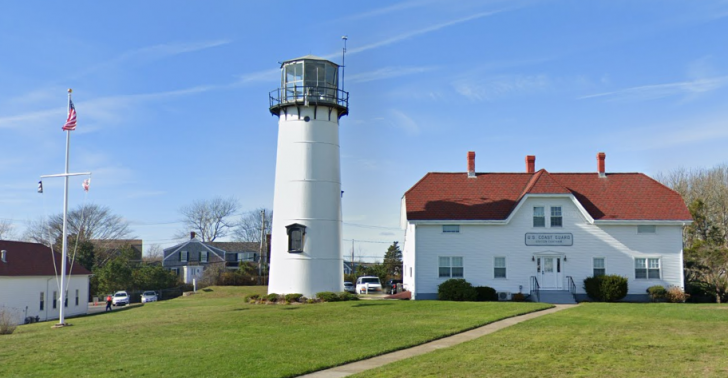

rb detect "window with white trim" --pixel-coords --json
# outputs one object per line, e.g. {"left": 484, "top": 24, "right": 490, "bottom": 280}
{"left": 53, "top": 291, "right": 57, "bottom": 309}
{"left": 533, "top": 207, "right": 545, "bottom": 227}
{"left": 64, "top": 290, "right": 68, "bottom": 307}
{"left": 550, "top": 207, "right": 563, "bottom": 227}
{"left": 40, "top": 292, "right": 44, "bottom": 311}
{"left": 635, "top": 258, "right": 660, "bottom": 279}
{"left": 180, "top": 251, "right": 188, "bottom": 262}
{"left": 442, "top": 225, "right": 460, "bottom": 233}
{"left": 439, "top": 256, "right": 463, "bottom": 278}
{"left": 593, "top": 258, "right": 605, "bottom": 276}
{"left": 75, "top": 289, "right": 79, "bottom": 306}
{"left": 201, "top": 251, "right": 208, "bottom": 263}
{"left": 494, "top": 257, "right": 506, "bottom": 278}
{"left": 638, "top": 225, "right": 656, "bottom": 234}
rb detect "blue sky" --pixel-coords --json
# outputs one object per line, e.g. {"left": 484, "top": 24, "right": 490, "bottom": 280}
{"left": 2, "top": 1, "right": 728, "bottom": 261}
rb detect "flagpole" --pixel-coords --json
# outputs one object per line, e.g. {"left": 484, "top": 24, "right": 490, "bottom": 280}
{"left": 58, "top": 88, "right": 72, "bottom": 327}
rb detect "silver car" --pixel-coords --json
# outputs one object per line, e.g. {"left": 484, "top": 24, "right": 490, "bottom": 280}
{"left": 344, "top": 282, "right": 355, "bottom": 293}
{"left": 141, "top": 291, "right": 158, "bottom": 303}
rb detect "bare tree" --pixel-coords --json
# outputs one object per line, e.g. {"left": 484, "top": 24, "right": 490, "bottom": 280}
{"left": 0, "top": 219, "right": 16, "bottom": 240}
{"left": 232, "top": 208, "right": 272, "bottom": 243}
{"left": 177, "top": 197, "right": 239, "bottom": 242}
{"left": 144, "top": 244, "right": 164, "bottom": 263}
{"left": 22, "top": 203, "right": 133, "bottom": 247}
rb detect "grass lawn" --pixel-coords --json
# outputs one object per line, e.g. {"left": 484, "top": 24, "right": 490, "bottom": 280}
{"left": 356, "top": 303, "right": 728, "bottom": 378}
{"left": 0, "top": 286, "right": 550, "bottom": 378}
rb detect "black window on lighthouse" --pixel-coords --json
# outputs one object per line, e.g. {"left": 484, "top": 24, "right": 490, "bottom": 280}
{"left": 286, "top": 223, "right": 306, "bottom": 253}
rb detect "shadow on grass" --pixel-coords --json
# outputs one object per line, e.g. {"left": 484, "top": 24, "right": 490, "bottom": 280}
{"left": 231, "top": 308, "right": 249, "bottom": 312}
{"left": 203, "top": 288, "right": 213, "bottom": 292}
{"left": 351, "top": 302, "right": 394, "bottom": 308}
{"left": 280, "top": 307, "right": 300, "bottom": 310}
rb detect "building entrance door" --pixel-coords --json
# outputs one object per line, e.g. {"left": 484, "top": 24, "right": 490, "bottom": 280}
{"left": 538, "top": 256, "right": 562, "bottom": 290}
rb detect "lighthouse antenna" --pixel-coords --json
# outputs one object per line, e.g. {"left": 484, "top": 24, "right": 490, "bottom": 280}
{"left": 341, "top": 36, "right": 348, "bottom": 92}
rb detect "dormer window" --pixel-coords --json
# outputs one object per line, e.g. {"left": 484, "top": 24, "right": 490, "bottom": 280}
{"left": 286, "top": 223, "right": 306, "bottom": 253}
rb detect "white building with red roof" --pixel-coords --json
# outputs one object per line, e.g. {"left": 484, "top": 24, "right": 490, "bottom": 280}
{"left": 0, "top": 240, "right": 91, "bottom": 324}
{"left": 400, "top": 152, "right": 692, "bottom": 302}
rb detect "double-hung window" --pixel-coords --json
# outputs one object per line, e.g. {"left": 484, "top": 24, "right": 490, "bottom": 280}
{"left": 201, "top": 251, "right": 208, "bottom": 263}
{"left": 550, "top": 207, "right": 563, "bottom": 227}
{"left": 75, "top": 289, "right": 79, "bottom": 306}
{"left": 533, "top": 207, "right": 545, "bottom": 227}
{"left": 593, "top": 258, "right": 605, "bottom": 276}
{"left": 439, "top": 256, "right": 463, "bottom": 278}
{"left": 180, "top": 251, "right": 188, "bottom": 262}
{"left": 635, "top": 258, "right": 660, "bottom": 279}
{"left": 53, "top": 291, "right": 57, "bottom": 309}
{"left": 494, "top": 257, "right": 506, "bottom": 278}
{"left": 40, "top": 292, "right": 44, "bottom": 311}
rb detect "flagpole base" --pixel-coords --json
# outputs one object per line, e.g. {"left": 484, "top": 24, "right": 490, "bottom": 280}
{"left": 51, "top": 323, "right": 72, "bottom": 329}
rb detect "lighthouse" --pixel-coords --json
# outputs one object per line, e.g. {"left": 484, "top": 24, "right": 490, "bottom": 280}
{"left": 267, "top": 55, "right": 349, "bottom": 297}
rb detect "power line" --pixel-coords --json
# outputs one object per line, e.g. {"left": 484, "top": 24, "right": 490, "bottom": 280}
{"left": 343, "top": 222, "right": 400, "bottom": 230}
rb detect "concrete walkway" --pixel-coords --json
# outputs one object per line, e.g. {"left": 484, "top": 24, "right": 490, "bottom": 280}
{"left": 298, "top": 304, "right": 576, "bottom": 378}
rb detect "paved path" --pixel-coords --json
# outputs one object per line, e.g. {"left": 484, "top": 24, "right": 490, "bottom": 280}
{"left": 298, "top": 304, "right": 576, "bottom": 378}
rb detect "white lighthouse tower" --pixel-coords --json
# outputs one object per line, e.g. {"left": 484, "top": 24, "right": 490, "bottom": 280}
{"left": 267, "top": 55, "right": 349, "bottom": 297}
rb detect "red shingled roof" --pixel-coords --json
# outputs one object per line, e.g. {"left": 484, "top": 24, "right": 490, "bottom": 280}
{"left": 0, "top": 240, "right": 92, "bottom": 277}
{"left": 404, "top": 171, "right": 691, "bottom": 221}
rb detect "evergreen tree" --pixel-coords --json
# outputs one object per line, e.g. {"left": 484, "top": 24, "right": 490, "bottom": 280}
{"left": 383, "top": 242, "right": 402, "bottom": 278}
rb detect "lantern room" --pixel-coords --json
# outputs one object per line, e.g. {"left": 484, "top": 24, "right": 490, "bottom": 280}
{"left": 269, "top": 55, "right": 349, "bottom": 118}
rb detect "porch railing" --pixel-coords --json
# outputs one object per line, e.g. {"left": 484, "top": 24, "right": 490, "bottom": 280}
{"left": 530, "top": 276, "right": 540, "bottom": 302}
{"left": 566, "top": 276, "right": 576, "bottom": 296}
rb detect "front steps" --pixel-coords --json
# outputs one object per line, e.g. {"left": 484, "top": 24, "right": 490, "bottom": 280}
{"left": 533, "top": 290, "right": 577, "bottom": 304}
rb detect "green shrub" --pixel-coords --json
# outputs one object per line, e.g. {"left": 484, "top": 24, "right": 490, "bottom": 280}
{"left": 284, "top": 293, "right": 303, "bottom": 303}
{"left": 316, "top": 292, "right": 341, "bottom": 302}
{"left": 511, "top": 292, "right": 526, "bottom": 302}
{"left": 338, "top": 292, "right": 359, "bottom": 301}
{"left": 244, "top": 294, "right": 260, "bottom": 302}
{"left": 665, "top": 286, "right": 690, "bottom": 303}
{"left": 583, "top": 275, "right": 628, "bottom": 302}
{"left": 474, "top": 286, "right": 498, "bottom": 302}
{"left": 266, "top": 293, "right": 280, "bottom": 303}
{"left": 438, "top": 279, "right": 477, "bottom": 301}
{"left": 646, "top": 286, "right": 667, "bottom": 302}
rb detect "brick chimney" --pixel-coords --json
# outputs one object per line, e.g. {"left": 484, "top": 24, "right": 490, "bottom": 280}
{"left": 190, "top": 231, "right": 196, "bottom": 240}
{"left": 526, "top": 155, "right": 536, "bottom": 173}
{"left": 467, "top": 151, "right": 476, "bottom": 178}
{"left": 597, "top": 152, "right": 606, "bottom": 178}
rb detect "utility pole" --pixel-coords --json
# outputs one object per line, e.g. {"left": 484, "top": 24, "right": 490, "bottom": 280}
{"left": 351, "top": 239, "right": 355, "bottom": 276}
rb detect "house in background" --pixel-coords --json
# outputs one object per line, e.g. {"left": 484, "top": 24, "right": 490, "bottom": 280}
{"left": 209, "top": 241, "right": 261, "bottom": 270}
{"left": 401, "top": 152, "right": 692, "bottom": 303}
{"left": 0, "top": 240, "right": 91, "bottom": 324}
{"left": 162, "top": 233, "right": 226, "bottom": 283}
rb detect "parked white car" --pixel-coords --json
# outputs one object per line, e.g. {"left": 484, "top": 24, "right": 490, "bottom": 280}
{"left": 356, "top": 276, "right": 382, "bottom": 294}
{"left": 141, "top": 291, "right": 158, "bottom": 303}
{"left": 112, "top": 291, "right": 129, "bottom": 306}
{"left": 344, "top": 281, "right": 355, "bottom": 293}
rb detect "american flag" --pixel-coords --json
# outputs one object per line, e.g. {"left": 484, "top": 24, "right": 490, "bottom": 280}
{"left": 62, "top": 99, "right": 77, "bottom": 131}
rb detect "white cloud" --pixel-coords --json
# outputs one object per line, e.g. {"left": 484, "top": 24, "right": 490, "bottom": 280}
{"left": 389, "top": 109, "right": 420, "bottom": 135}
{"left": 325, "top": 9, "right": 507, "bottom": 59}
{"left": 454, "top": 74, "right": 551, "bottom": 101}
{"left": 580, "top": 75, "right": 728, "bottom": 102}
{"left": 347, "top": 66, "right": 436, "bottom": 84}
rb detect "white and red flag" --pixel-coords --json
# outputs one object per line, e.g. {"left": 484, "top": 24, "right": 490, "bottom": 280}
{"left": 82, "top": 178, "right": 90, "bottom": 192}
{"left": 62, "top": 99, "right": 77, "bottom": 131}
